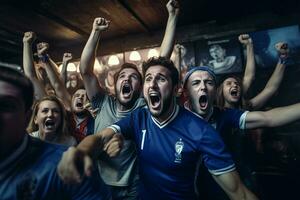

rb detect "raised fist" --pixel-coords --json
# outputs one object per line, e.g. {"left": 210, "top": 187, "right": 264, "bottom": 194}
{"left": 37, "top": 42, "right": 49, "bottom": 57}
{"left": 238, "top": 34, "right": 252, "bottom": 45}
{"left": 63, "top": 53, "right": 72, "bottom": 63}
{"left": 167, "top": 0, "right": 180, "bottom": 16}
{"left": 23, "top": 31, "right": 36, "bottom": 44}
{"left": 93, "top": 17, "right": 109, "bottom": 31}
{"left": 275, "top": 42, "right": 289, "bottom": 59}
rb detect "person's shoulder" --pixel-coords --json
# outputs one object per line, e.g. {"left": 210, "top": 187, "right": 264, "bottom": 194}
{"left": 179, "top": 106, "right": 207, "bottom": 125}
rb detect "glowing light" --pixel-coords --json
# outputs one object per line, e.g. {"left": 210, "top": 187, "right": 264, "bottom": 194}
{"left": 129, "top": 51, "right": 141, "bottom": 61}
{"left": 147, "top": 48, "right": 159, "bottom": 59}
{"left": 108, "top": 55, "right": 120, "bottom": 66}
{"left": 59, "top": 62, "right": 77, "bottom": 72}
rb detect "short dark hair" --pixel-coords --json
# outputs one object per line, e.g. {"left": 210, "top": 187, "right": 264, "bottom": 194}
{"left": 142, "top": 57, "right": 179, "bottom": 86}
{"left": 113, "top": 63, "right": 143, "bottom": 86}
{"left": 0, "top": 66, "right": 34, "bottom": 111}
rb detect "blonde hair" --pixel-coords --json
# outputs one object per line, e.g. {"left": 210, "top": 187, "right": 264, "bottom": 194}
{"left": 27, "top": 95, "right": 70, "bottom": 141}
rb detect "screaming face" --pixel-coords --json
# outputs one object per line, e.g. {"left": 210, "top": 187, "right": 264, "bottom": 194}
{"left": 72, "top": 89, "right": 88, "bottom": 114}
{"left": 186, "top": 71, "right": 216, "bottom": 118}
{"left": 222, "top": 77, "right": 241, "bottom": 107}
{"left": 115, "top": 68, "right": 141, "bottom": 109}
{"left": 143, "top": 65, "right": 176, "bottom": 122}
{"left": 34, "top": 100, "right": 62, "bottom": 137}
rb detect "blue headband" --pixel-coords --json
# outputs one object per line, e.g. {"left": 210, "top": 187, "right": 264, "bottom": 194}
{"left": 182, "top": 66, "right": 216, "bottom": 87}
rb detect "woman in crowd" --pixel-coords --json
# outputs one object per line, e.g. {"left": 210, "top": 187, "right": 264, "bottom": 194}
{"left": 27, "top": 95, "right": 77, "bottom": 146}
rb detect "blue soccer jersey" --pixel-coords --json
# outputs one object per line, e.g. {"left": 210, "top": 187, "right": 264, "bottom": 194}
{"left": 0, "top": 135, "right": 111, "bottom": 200}
{"left": 110, "top": 105, "right": 235, "bottom": 200}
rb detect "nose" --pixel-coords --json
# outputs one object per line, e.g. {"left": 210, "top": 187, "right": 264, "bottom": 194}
{"left": 47, "top": 110, "right": 54, "bottom": 117}
{"left": 199, "top": 81, "right": 207, "bottom": 91}
{"left": 149, "top": 79, "right": 158, "bottom": 88}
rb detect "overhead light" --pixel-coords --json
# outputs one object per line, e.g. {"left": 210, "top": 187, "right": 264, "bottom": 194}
{"left": 147, "top": 48, "right": 159, "bottom": 59}
{"left": 108, "top": 55, "right": 120, "bottom": 66}
{"left": 59, "top": 62, "right": 77, "bottom": 72}
{"left": 94, "top": 58, "right": 103, "bottom": 71}
{"left": 129, "top": 50, "right": 141, "bottom": 61}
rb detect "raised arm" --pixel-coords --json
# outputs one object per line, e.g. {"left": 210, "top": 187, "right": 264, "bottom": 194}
{"left": 60, "top": 53, "right": 72, "bottom": 85}
{"left": 57, "top": 127, "right": 123, "bottom": 184}
{"left": 159, "top": 0, "right": 179, "bottom": 59}
{"left": 239, "top": 34, "right": 255, "bottom": 96}
{"left": 37, "top": 42, "right": 72, "bottom": 110}
{"left": 23, "top": 32, "right": 46, "bottom": 100}
{"left": 213, "top": 170, "right": 258, "bottom": 200}
{"left": 79, "top": 17, "right": 109, "bottom": 100}
{"left": 247, "top": 42, "right": 288, "bottom": 110}
{"left": 245, "top": 101, "right": 300, "bottom": 129}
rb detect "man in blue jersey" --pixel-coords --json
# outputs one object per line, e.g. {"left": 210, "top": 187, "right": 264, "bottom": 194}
{"left": 182, "top": 66, "right": 300, "bottom": 199}
{"left": 58, "top": 57, "right": 258, "bottom": 200}
{"left": 0, "top": 65, "right": 111, "bottom": 199}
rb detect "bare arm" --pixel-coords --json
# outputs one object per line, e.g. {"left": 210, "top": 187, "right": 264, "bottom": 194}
{"left": 80, "top": 17, "right": 109, "bottom": 100}
{"left": 37, "top": 42, "right": 72, "bottom": 110}
{"left": 57, "top": 127, "right": 123, "bottom": 184}
{"left": 245, "top": 102, "right": 300, "bottom": 129}
{"left": 60, "top": 53, "right": 72, "bottom": 85}
{"left": 159, "top": 0, "right": 179, "bottom": 59}
{"left": 247, "top": 42, "right": 288, "bottom": 110}
{"left": 23, "top": 32, "right": 46, "bottom": 100}
{"left": 213, "top": 170, "right": 258, "bottom": 200}
{"left": 239, "top": 34, "right": 255, "bottom": 96}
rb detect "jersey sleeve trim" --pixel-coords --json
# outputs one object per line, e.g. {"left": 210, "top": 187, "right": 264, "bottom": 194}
{"left": 208, "top": 164, "right": 236, "bottom": 175}
{"left": 108, "top": 125, "right": 121, "bottom": 134}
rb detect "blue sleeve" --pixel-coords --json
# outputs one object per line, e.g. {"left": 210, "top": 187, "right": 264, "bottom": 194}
{"left": 198, "top": 124, "right": 236, "bottom": 175}
{"left": 110, "top": 112, "right": 136, "bottom": 140}
{"left": 223, "top": 108, "right": 245, "bottom": 129}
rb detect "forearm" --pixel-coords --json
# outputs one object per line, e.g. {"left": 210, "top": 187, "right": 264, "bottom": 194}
{"left": 77, "top": 128, "right": 115, "bottom": 158}
{"left": 23, "top": 43, "right": 36, "bottom": 77}
{"left": 249, "top": 62, "right": 286, "bottom": 110}
{"left": 160, "top": 14, "right": 178, "bottom": 59}
{"left": 80, "top": 30, "right": 101, "bottom": 75}
{"left": 60, "top": 61, "right": 68, "bottom": 85}
{"left": 243, "top": 43, "right": 255, "bottom": 95}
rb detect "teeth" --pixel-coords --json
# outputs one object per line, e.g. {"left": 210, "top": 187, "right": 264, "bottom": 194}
{"left": 45, "top": 120, "right": 55, "bottom": 128}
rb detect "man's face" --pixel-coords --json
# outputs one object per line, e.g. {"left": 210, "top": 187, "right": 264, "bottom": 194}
{"left": 34, "top": 100, "right": 62, "bottom": 136}
{"left": 222, "top": 77, "right": 241, "bottom": 106}
{"left": 72, "top": 89, "right": 88, "bottom": 114}
{"left": 143, "top": 65, "right": 176, "bottom": 121}
{"left": 209, "top": 45, "right": 225, "bottom": 62}
{"left": 186, "top": 71, "right": 216, "bottom": 116}
{"left": 115, "top": 68, "right": 141, "bottom": 107}
{"left": 0, "top": 80, "right": 28, "bottom": 156}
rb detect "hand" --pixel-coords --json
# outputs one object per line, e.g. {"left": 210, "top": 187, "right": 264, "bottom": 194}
{"left": 57, "top": 147, "right": 93, "bottom": 184}
{"left": 166, "top": 0, "right": 180, "bottom": 16}
{"left": 103, "top": 134, "right": 124, "bottom": 157}
{"left": 275, "top": 42, "right": 289, "bottom": 59}
{"left": 63, "top": 53, "right": 72, "bottom": 63}
{"left": 23, "top": 31, "right": 36, "bottom": 44}
{"left": 37, "top": 42, "right": 49, "bottom": 57}
{"left": 238, "top": 34, "right": 252, "bottom": 45}
{"left": 93, "top": 17, "right": 110, "bottom": 31}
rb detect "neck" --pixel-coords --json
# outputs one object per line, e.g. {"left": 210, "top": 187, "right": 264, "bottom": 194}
{"left": 116, "top": 101, "right": 134, "bottom": 112}
{"left": 154, "top": 98, "right": 176, "bottom": 123}
{"left": 0, "top": 134, "right": 25, "bottom": 161}
{"left": 224, "top": 101, "right": 237, "bottom": 109}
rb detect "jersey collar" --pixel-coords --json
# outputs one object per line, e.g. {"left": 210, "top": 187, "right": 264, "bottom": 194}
{"left": 151, "top": 104, "right": 179, "bottom": 129}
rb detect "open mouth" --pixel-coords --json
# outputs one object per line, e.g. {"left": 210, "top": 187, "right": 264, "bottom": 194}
{"left": 122, "top": 83, "right": 132, "bottom": 97}
{"left": 44, "top": 119, "right": 55, "bottom": 129}
{"left": 149, "top": 92, "right": 161, "bottom": 109}
{"left": 76, "top": 101, "right": 83, "bottom": 108}
{"left": 230, "top": 89, "right": 239, "bottom": 97}
{"left": 199, "top": 95, "right": 208, "bottom": 109}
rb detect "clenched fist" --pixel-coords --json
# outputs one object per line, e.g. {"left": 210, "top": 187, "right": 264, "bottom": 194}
{"left": 23, "top": 31, "right": 36, "bottom": 44}
{"left": 37, "top": 42, "right": 49, "bottom": 57}
{"left": 238, "top": 34, "right": 252, "bottom": 45}
{"left": 93, "top": 17, "right": 109, "bottom": 32}
{"left": 63, "top": 53, "right": 72, "bottom": 63}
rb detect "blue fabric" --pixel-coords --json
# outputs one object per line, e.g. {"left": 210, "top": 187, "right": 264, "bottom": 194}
{"left": 114, "top": 106, "right": 235, "bottom": 200}
{"left": 0, "top": 136, "right": 111, "bottom": 200}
